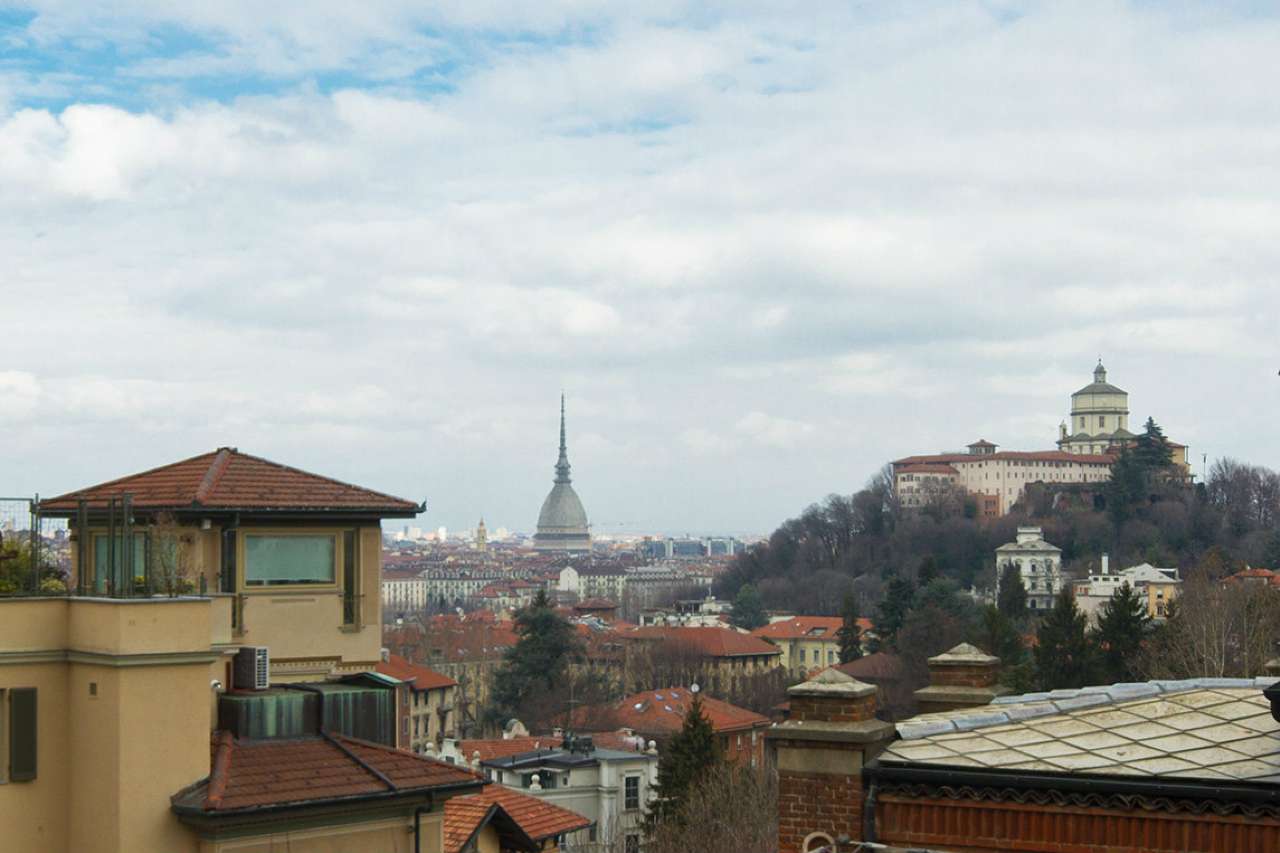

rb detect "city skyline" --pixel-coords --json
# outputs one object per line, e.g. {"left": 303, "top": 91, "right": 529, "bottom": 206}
{"left": 3, "top": 4, "right": 1278, "bottom": 533}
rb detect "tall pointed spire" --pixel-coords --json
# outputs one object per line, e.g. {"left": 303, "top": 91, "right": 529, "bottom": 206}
{"left": 554, "top": 392, "right": 572, "bottom": 484}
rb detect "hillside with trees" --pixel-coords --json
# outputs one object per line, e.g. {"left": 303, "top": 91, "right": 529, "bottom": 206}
{"left": 715, "top": 421, "right": 1280, "bottom": 700}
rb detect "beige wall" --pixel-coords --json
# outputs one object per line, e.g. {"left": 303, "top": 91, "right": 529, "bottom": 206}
{"left": 0, "top": 597, "right": 217, "bottom": 853}
{"left": 0, "top": 660, "right": 70, "bottom": 853}
{"left": 197, "top": 814, "right": 443, "bottom": 853}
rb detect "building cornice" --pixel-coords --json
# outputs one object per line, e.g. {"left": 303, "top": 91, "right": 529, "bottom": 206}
{"left": 0, "top": 649, "right": 219, "bottom": 667}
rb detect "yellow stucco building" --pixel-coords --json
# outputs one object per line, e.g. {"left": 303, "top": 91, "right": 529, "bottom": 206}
{"left": 1, "top": 448, "right": 581, "bottom": 853}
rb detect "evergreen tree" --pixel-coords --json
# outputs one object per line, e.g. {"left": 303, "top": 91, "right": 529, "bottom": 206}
{"left": 1034, "top": 589, "right": 1100, "bottom": 690}
{"left": 976, "top": 604, "right": 1024, "bottom": 666}
{"left": 874, "top": 576, "right": 915, "bottom": 647}
{"left": 997, "top": 562, "right": 1027, "bottom": 620}
{"left": 1095, "top": 581, "right": 1151, "bottom": 682}
{"left": 917, "top": 555, "right": 940, "bottom": 585}
{"left": 1133, "top": 417, "right": 1174, "bottom": 474}
{"left": 651, "top": 692, "right": 721, "bottom": 821}
{"left": 836, "top": 592, "right": 863, "bottom": 664}
{"left": 729, "top": 583, "right": 767, "bottom": 630}
{"left": 484, "top": 590, "right": 581, "bottom": 727}
{"left": 1106, "top": 445, "right": 1147, "bottom": 526}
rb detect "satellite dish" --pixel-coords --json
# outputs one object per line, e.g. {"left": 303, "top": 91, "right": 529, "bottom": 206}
{"left": 690, "top": 683, "right": 700, "bottom": 694}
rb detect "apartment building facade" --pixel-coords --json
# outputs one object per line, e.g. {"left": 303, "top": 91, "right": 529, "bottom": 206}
{"left": 0, "top": 448, "right": 516, "bottom": 853}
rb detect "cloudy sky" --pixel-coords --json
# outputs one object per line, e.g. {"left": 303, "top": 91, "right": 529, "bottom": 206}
{"left": 1, "top": 2, "right": 1277, "bottom": 536}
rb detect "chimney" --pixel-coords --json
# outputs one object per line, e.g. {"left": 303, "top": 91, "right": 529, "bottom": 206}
{"left": 913, "top": 643, "right": 1009, "bottom": 714}
{"left": 1101, "top": 553, "right": 1109, "bottom": 575}
{"left": 380, "top": 647, "right": 391, "bottom": 663}
{"left": 766, "top": 669, "right": 894, "bottom": 853}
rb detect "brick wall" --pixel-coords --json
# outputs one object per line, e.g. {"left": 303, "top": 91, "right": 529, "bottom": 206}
{"left": 768, "top": 669, "right": 894, "bottom": 853}
{"left": 788, "top": 694, "right": 878, "bottom": 723}
{"left": 778, "top": 769, "right": 862, "bottom": 853}
{"left": 929, "top": 662, "right": 997, "bottom": 688}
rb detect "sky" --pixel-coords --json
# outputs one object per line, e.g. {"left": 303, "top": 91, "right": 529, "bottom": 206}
{"left": 1, "top": 2, "right": 1278, "bottom": 537}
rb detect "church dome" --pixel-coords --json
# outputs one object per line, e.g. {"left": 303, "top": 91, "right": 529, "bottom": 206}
{"left": 533, "top": 395, "right": 591, "bottom": 552}
{"left": 536, "top": 483, "right": 589, "bottom": 538}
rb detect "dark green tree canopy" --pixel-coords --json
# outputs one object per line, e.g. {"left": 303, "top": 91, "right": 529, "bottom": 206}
{"left": 874, "top": 576, "right": 915, "bottom": 647}
{"left": 651, "top": 692, "right": 721, "bottom": 822}
{"left": 1096, "top": 581, "right": 1151, "bottom": 683}
{"left": 1034, "top": 588, "right": 1100, "bottom": 690}
{"left": 837, "top": 592, "right": 863, "bottom": 664}
{"left": 484, "top": 590, "right": 583, "bottom": 728}
{"left": 729, "top": 583, "right": 767, "bottom": 630}
{"left": 997, "top": 562, "right": 1027, "bottom": 620}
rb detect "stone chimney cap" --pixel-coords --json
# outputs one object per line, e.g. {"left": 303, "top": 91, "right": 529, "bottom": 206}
{"left": 928, "top": 643, "right": 999, "bottom": 666}
{"left": 787, "top": 666, "right": 877, "bottom": 699}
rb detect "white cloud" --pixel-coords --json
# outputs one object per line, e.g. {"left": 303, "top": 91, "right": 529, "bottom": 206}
{"left": 2, "top": 2, "right": 1279, "bottom": 531}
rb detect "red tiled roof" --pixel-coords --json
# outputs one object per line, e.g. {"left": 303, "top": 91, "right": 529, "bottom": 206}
{"left": 1225, "top": 567, "right": 1277, "bottom": 581}
{"left": 897, "top": 463, "right": 960, "bottom": 475}
{"left": 623, "top": 626, "right": 780, "bottom": 658}
{"left": 444, "top": 785, "right": 592, "bottom": 852}
{"left": 443, "top": 796, "right": 496, "bottom": 853}
{"left": 174, "top": 732, "right": 481, "bottom": 814}
{"left": 609, "top": 688, "right": 770, "bottom": 735}
{"left": 893, "top": 450, "right": 1116, "bottom": 465}
{"left": 832, "top": 651, "right": 906, "bottom": 682}
{"left": 41, "top": 447, "right": 420, "bottom": 514}
{"left": 376, "top": 653, "right": 457, "bottom": 691}
{"left": 751, "top": 616, "right": 845, "bottom": 640}
{"left": 459, "top": 736, "right": 564, "bottom": 763}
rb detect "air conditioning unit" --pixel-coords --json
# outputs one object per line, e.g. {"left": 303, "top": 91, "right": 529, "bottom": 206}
{"left": 234, "top": 646, "right": 270, "bottom": 690}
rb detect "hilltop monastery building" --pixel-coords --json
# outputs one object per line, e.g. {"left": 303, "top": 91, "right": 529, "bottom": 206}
{"left": 894, "top": 362, "right": 1189, "bottom": 517}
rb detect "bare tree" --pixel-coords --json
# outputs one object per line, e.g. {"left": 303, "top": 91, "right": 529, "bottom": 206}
{"left": 148, "top": 512, "right": 194, "bottom": 596}
{"left": 1141, "top": 575, "right": 1280, "bottom": 679}
{"left": 646, "top": 763, "right": 777, "bottom": 853}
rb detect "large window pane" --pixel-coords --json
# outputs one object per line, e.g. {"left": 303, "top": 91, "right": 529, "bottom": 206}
{"left": 93, "top": 534, "right": 147, "bottom": 592}
{"left": 245, "top": 535, "right": 335, "bottom": 585}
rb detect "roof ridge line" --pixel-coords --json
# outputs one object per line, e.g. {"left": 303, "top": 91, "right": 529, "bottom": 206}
{"left": 322, "top": 730, "right": 397, "bottom": 792}
{"left": 229, "top": 448, "right": 419, "bottom": 507}
{"left": 195, "top": 448, "right": 235, "bottom": 505}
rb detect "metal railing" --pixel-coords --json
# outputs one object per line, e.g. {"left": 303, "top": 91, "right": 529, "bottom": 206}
{"left": 0, "top": 493, "right": 209, "bottom": 600}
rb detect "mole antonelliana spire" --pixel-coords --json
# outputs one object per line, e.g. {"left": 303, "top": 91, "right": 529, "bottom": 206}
{"left": 533, "top": 394, "right": 591, "bottom": 552}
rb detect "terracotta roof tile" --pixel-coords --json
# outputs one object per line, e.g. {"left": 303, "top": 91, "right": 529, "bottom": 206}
{"left": 444, "top": 785, "right": 592, "bottom": 848}
{"left": 41, "top": 447, "right": 419, "bottom": 515}
{"left": 174, "top": 732, "right": 481, "bottom": 814}
{"left": 751, "top": 616, "right": 845, "bottom": 640}
{"left": 459, "top": 736, "right": 564, "bottom": 763}
{"left": 443, "top": 796, "right": 495, "bottom": 853}
{"left": 609, "top": 688, "right": 771, "bottom": 735}
{"left": 623, "top": 626, "right": 780, "bottom": 658}
{"left": 376, "top": 653, "right": 457, "bottom": 691}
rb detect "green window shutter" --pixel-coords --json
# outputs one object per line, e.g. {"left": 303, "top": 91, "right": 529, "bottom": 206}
{"left": 10, "top": 687, "right": 36, "bottom": 782}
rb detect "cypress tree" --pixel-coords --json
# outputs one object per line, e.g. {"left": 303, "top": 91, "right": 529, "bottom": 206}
{"left": 837, "top": 592, "right": 863, "bottom": 664}
{"left": 997, "top": 562, "right": 1027, "bottom": 620}
{"left": 874, "top": 576, "right": 916, "bottom": 647}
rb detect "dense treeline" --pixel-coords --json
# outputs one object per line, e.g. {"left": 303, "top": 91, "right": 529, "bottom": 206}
{"left": 717, "top": 421, "right": 1280, "bottom": 614}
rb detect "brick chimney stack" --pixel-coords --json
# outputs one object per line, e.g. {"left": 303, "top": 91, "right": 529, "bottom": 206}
{"left": 913, "top": 643, "right": 1010, "bottom": 715}
{"left": 767, "top": 668, "right": 894, "bottom": 853}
